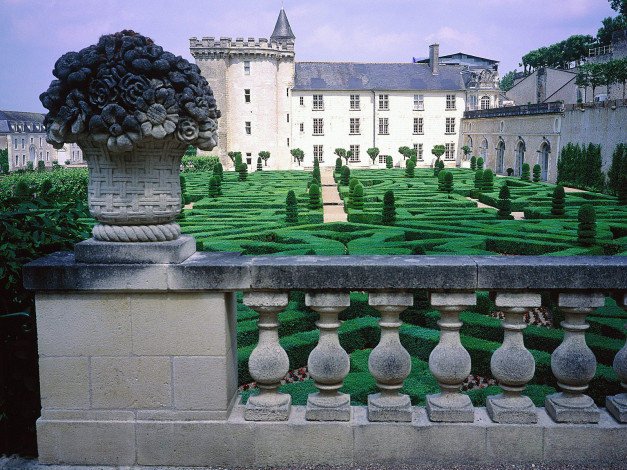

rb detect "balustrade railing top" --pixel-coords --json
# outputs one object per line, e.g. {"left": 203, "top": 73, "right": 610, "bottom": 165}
{"left": 464, "top": 102, "right": 565, "bottom": 119}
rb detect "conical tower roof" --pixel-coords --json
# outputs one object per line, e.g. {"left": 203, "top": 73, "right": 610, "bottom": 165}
{"left": 271, "top": 8, "right": 295, "bottom": 41}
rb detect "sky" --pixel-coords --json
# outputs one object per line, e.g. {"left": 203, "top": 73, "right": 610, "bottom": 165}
{"left": 0, "top": 0, "right": 618, "bottom": 113}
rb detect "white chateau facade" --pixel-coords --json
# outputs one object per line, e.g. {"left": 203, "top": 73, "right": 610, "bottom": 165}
{"left": 190, "top": 8, "right": 501, "bottom": 170}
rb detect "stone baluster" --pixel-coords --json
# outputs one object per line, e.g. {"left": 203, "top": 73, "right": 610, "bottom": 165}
{"left": 607, "top": 294, "right": 627, "bottom": 423}
{"left": 426, "top": 292, "right": 476, "bottom": 422}
{"left": 243, "top": 292, "right": 291, "bottom": 421}
{"left": 486, "top": 292, "right": 540, "bottom": 423}
{"left": 545, "top": 293, "right": 604, "bottom": 423}
{"left": 367, "top": 292, "right": 414, "bottom": 422}
{"left": 305, "top": 292, "right": 351, "bottom": 421}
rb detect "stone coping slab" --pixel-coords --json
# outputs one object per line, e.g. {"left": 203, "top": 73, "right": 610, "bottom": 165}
{"left": 23, "top": 252, "right": 627, "bottom": 293}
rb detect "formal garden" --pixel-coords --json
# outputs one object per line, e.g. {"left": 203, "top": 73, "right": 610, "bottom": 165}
{"left": 1, "top": 146, "right": 627, "bottom": 455}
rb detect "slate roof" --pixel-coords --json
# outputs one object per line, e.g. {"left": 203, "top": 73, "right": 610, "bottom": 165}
{"left": 293, "top": 62, "right": 465, "bottom": 91}
{"left": 0, "top": 110, "right": 45, "bottom": 134}
{"left": 414, "top": 52, "right": 499, "bottom": 65}
{"left": 271, "top": 8, "right": 295, "bottom": 41}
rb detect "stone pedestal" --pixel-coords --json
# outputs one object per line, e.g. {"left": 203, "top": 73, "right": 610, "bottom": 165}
{"left": 607, "top": 295, "right": 627, "bottom": 423}
{"left": 74, "top": 236, "right": 196, "bottom": 264}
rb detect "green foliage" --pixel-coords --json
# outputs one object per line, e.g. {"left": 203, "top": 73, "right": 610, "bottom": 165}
{"left": 551, "top": 185, "right": 566, "bottom": 216}
{"left": 184, "top": 145, "right": 197, "bottom": 156}
{"left": 556, "top": 142, "right": 604, "bottom": 191}
{"left": 433, "top": 159, "right": 444, "bottom": 177}
{"left": 598, "top": 15, "right": 627, "bottom": 46}
{"left": 532, "top": 164, "right": 542, "bottom": 182}
{"left": 520, "top": 34, "right": 595, "bottom": 73}
{"left": 578, "top": 203, "right": 597, "bottom": 246}
{"left": 607, "top": 143, "right": 627, "bottom": 195}
{"left": 212, "top": 163, "right": 223, "bottom": 195}
{"left": 257, "top": 156, "right": 263, "bottom": 171}
{"left": 26, "top": 161, "right": 34, "bottom": 171}
{"left": 308, "top": 183, "right": 322, "bottom": 210}
{"left": 228, "top": 151, "right": 241, "bottom": 166}
{"left": 437, "top": 170, "right": 446, "bottom": 191}
{"left": 238, "top": 162, "right": 248, "bottom": 181}
{"left": 443, "top": 171, "right": 454, "bottom": 194}
{"left": 352, "top": 183, "right": 364, "bottom": 210}
{"left": 497, "top": 184, "right": 512, "bottom": 218}
{"left": 499, "top": 70, "right": 516, "bottom": 92}
{"left": 474, "top": 170, "right": 484, "bottom": 190}
{"left": 207, "top": 176, "right": 218, "bottom": 198}
{"left": 258, "top": 150, "right": 270, "bottom": 166}
{"left": 398, "top": 146, "right": 411, "bottom": 160}
{"left": 477, "top": 157, "right": 484, "bottom": 171}
{"left": 235, "top": 153, "right": 243, "bottom": 172}
{"left": 348, "top": 178, "right": 359, "bottom": 207}
{"left": 334, "top": 148, "right": 347, "bottom": 165}
{"left": 181, "top": 155, "right": 219, "bottom": 173}
{"left": 36, "top": 160, "right": 46, "bottom": 172}
{"left": 461, "top": 145, "right": 471, "bottom": 159}
{"left": 618, "top": 175, "right": 627, "bottom": 205}
{"left": 521, "top": 163, "right": 531, "bottom": 181}
{"left": 313, "top": 166, "right": 321, "bottom": 184}
{"left": 0, "top": 148, "right": 8, "bottom": 174}
{"left": 431, "top": 144, "right": 445, "bottom": 160}
{"left": 285, "top": 190, "right": 298, "bottom": 224}
{"left": 386, "top": 155, "right": 393, "bottom": 169}
{"left": 0, "top": 168, "right": 88, "bottom": 206}
{"left": 290, "top": 148, "right": 305, "bottom": 166}
{"left": 481, "top": 169, "right": 494, "bottom": 192}
{"left": 340, "top": 165, "right": 350, "bottom": 186}
{"left": 367, "top": 147, "right": 380, "bottom": 164}
{"left": 470, "top": 156, "right": 477, "bottom": 171}
{"left": 507, "top": 167, "right": 514, "bottom": 176}
{"left": 335, "top": 157, "right": 342, "bottom": 173}
{"left": 405, "top": 159, "right": 415, "bottom": 178}
{"left": 381, "top": 190, "right": 396, "bottom": 226}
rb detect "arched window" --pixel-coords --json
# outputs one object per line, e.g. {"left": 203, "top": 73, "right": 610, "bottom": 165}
{"left": 480, "top": 96, "right": 490, "bottom": 110}
{"left": 496, "top": 139, "right": 505, "bottom": 174}
{"left": 481, "top": 138, "right": 488, "bottom": 165}
{"left": 515, "top": 140, "right": 525, "bottom": 177}
{"left": 539, "top": 140, "right": 551, "bottom": 182}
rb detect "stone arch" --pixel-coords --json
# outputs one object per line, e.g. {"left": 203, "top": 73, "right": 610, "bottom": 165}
{"left": 538, "top": 138, "right": 551, "bottom": 182}
{"left": 515, "top": 138, "right": 526, "bottom": 177}
{"left": 480, "top": 138, "right": 488, "bottom": 166}
{"left": 496, "top": 138, "right": 505, "bottom": 175}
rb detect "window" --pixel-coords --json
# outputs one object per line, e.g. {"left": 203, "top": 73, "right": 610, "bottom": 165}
{"left": 14, "top": 139, "right": 17, "bottom": 149}
{"left": 244, "top": 89, "right": 250, "bottom": 103}
{"left": 446, "top": 94, "right": 456, "bottom": 110}
{"left": 468, "top": 95, "right": 478, "bottom": 111}
{"left": 445, "top": 143, "right": 455, "bottom": 160}
{"left": 378, "top": 118, "right": 389, "bottom": 135}
{"left": 246, "top": 153, "right": 252, "bottom": 165}
{"left": 378, "top": 154, "right": 387, "bottom": 164}
{"left": 39, "top": 137, "right": 42, "bottom": 147}
{"left": 244, "top": 61, "right": 250, "bottom": 75}
{"left": 481, "top": 96, "right": 490, "bottom": 110}
{"left": 299, "top": 96, "right": 304, "bottom": 106}
{"left": 313, "top": 94, "right": 324, "bottom": 110}
{"left": 350, "top": 118, "right": 360, "bottom": 135}
{"left": 414, "top": 94, "right": 424, "bottom": 111}
{"left": 378, "top": 94, "right": 389, "bottom": 110}
{"left": 287, "top": 138, "right": 290, "bottom": 147}
{"left": 30, "top": 137, "right": 34, "bottom": 144}
{"left": 350, "top": 94, "right": 360, "bottom": 110}
{"left": 287, "top": 114, "right": 289, "bottom": 123}
{"left": 416, "top": 143, "right": 424, "bottom": 160}
{"left": 349, "top": 145, "right": 360, "bottom": 162}
{"left": 299, "top": 122, "right": 304, "bottom": 132}
{"left": 313, "top": 118, "right": 324, "bottom": 135}
{"left": 414, "top": 117, "right": 424, "bottom": 135}
{"left": 286, "top": 88, "right": 289, "bottom": 97}
{"left": 15, "top": 156, "right": 18, "bottom": 166}
{"left": 314, "top": 145, "right": 324, "bottom": 162}
{"left": 46, "top": 151, "right": 49, "bottom": 161}
{"left": 21, "top": 138, "right": 25, "bottom": 149}
{"left": 445, "top": 117, "right": 455, "bottom": 134}
{"left": 245, "top": 121, "right": 251, "bottom": 134}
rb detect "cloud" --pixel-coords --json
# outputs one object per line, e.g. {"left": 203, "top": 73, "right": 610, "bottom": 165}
{"left": 425, "top": 27, "right": 480, "bottom": 53}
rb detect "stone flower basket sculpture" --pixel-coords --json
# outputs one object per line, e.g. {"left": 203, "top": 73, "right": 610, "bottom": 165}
{"left": 40, "top": 30, "right": 220, "bottom": 243}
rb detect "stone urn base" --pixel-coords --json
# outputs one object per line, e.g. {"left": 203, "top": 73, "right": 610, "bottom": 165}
{"left": 80, "top": 138, "right": 187, "bottom": 242}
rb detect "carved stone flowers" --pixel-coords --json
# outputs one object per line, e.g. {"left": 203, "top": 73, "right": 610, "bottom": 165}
{"left": 40, "top": 30, "right": 220, "bottom": 153}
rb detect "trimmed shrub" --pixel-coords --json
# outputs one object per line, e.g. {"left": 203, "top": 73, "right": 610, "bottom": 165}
{"left": 238, "top": 162, "right": 248, "bottom": 181}
{"left": 234, "top": 153, "right": 243, "bottom": 172}
{"left": 313, "top": 166, "right": 321, "bottom": 184}
{"left": 335, "top": 157, "right": 342, "bottom": 173}
{"left": 308, "top": 183, "right": 322, "bottom": 210}
{"left": 181, "top": 155, "right": 219, "bottom": 173}
{"left": 474, "top": 170, "right": 484, "bottom": 191}
{"left": 352, "top": 183, "right": 364, "bottom": 210}
{"left": 506, "top": 167, "right": 514, "bottom": 176}
{"left": 179, "top": 175, "right": 188, "bottom": 205}
{"left": 437, "top": 170, "right": 446, "bottom": 191}
{"left": 348, "top": 178, "right": 359, "bottom": 207}
{"left": 551, "top": 185, "right": 566, "bottom": 216}
{"left": 207, "top": 176, "right": 218, "bottom": 198}
{"left": 386, "top": 155, "right": 393, "bottom": 169}
{"left": 443, "top": 171, "right": 454, "bottom": 194}
{"left": 497, "top": 184, "right": 511, "bottom": 218}
{"left": 532, "top": 164, "right": 541, "bottom": 182}
{"left": 340, "top": 165, "right": 350, "bottom": 186}
{"left": 470, "top": 156, "right": 477, "bottom": 171}
{"left": 257, "top": 156, "right": 263, "bottom": 171}
{"left": 482, "top": 169, "right": 494, "bottom": 192}
{"left": 477, "top": 157, "right": 484, "bottom": 171}
{"left": 607, "top": 143, "right": 626, "bottom": 195}
{"left": 285, "top": 190, "right": 298, "bottom": 224}
{"left": 577, "top": 203, "right": 596, "bottom": 246}
{"left": 405, "top": 159, "right": 415, "bottom": 178}
{"left": 381, "top": 190, "right": 396, "bottom": 226}
{"left": 521, "top": 163, "right": 531, "bottom": 181}
{"left": 619, "top": 175, "right": 627, "bottom": 205}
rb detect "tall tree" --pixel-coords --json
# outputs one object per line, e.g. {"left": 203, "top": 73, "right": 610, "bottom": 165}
{"left": 610, "top": 0, "right": 627, "bottom": 17}
{"left": 500, "top": 70, "right": 516, "bottom": 92}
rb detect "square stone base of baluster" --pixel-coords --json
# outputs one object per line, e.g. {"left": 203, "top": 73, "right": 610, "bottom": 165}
{"left": 305, "top": 392, "right": 351, "bottom": 421}
{"left": 545, "top": 392, "right": 600, "bottom": 423}
{"left": 245, "top": 394, "right": 291, "bottom": 421}
{"left": 74, "top": 235, "right": 196, "bottom": 264}
{"left": 486, "top": 393, "right": 537, "bottom": 424}
{"left": 367, "top": 393, "right": 412, "bottom": 422}
{"left": 606, "top": 394, "right": 627, "bottom": 423}
{"left": 426, "top": 393, "right": 474, "bottom": 422}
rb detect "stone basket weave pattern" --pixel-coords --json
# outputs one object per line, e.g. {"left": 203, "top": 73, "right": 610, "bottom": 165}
{"left": 82, "top": 138, "right": 187, "bottom": 225}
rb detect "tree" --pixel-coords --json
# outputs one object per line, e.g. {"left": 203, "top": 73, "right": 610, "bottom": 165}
{"left": 367, "top": 147, "right": 380, "bottom": 165}
{"left": 308, "top": 183, "right": 322, "bottom": 210}
{"left": 335, "top": 157, "right": 342, "bottom": 173}
{"left": 340, "top": 165, "right": 350, "bottom": 186}
{"left": 184, "top": 145, "right": 197, "bottom": 157}
{"left": 334, "top": 148, "right": 347, "bottom": 165}
{"left": 213, "top": 163, "right": 223, "bottom": 194}
{"left": 257, "top": 156, "right": 263, "bottom": 171}
{"left": 351, "top": 183, "right": 364, "bottom": 210}
{"left": 477, "top": 157, "right": 484, "bottom": 171}
{"left": 482, "top": 169, "right": 494, "bottom": 192}
{"left": 532, "top": 164, "right": 542, "bottom": 182}
{"left": 609, "top": 0, "right": 627, "bottom": 17}
{"left": 618, "top": 175, "right": 627, "bottom": 205}
{"left": 431, "top": 144, "right": 445, "bottom": 163}
{"left": 285, "top": 190, "right": 298, "bottom": 224}
{"left": 405, "top": 159, "right": 415, "bottom": 178}
{"left": 207, "top": 176, "right": 218, "bottom": 198}
{"left": 474, "top": 170, "right": 484, "bottom": 191}
{"left": 497, "top": 185, "right": 512, "bottom": 218}
{"left": 398, "top": 146, "right": 411, "bottom": 161}
{"left": 258, "top": 151, "right": 270, "bottom": 166}
{"left": 470, "top": 156, "right": 477, "bottom": 171}
{"left": 385, "top": 155, "right": 393, "bottom": 169}
{"left": 577, "top": 204, "right": 596, "bottom": 246}
{"left": 443, "top": 171, "right": 454, "bottom": 194}
{"left": 461, "top": 145, "right": 471, "bottom": 161}
{"left": 381, "top": 190, "right": 396, "bottom": 226}
{"left": 312, "top": 166, "right": 321, "bottom": 185}
{"left": 290, "top": 148, "right": 304, "bottom": 166}
{"left": 1, "top": 148, "right": 9, "bottom": 174}
{"left": 551, "top": 185, "right": 566, "bottom": 216}
{"left": 521, "top": 163, "right": 531, "bottom": 182}
{"left": 238, "top": 162, "right": 248, "bottom": 181}
{"left": 500, "top": 70, "right": 516, "bottom": 92}
{"left": 346, "top": 150, "right": 354, "bottom": 165}
{"left": 234, "top": 153, "right": 243, "bottom": 172}
{"left": 228, "top": 151, "right": 241, "bottom": 169}
{"left": 348, "top": 178, "right": 359, "bottom": 207}
{"left": 608, "top": 143, "right": 627, "bottom": 195}
{"left": 598, "top": 15, "right": 627, "bottom": 46}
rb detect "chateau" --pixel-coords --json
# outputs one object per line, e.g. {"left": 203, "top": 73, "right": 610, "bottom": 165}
{"left": 190, "top": 8, "right": 501, "bottom": 170}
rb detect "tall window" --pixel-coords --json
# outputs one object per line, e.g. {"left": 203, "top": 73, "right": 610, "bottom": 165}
{"left": 246, "top": 153, "right": 252, "bottom": 165}
{"left": 416, "top": 143, "right": 424, "bottom": 160}
{"left": 313, "top": 118, "right": 324, "bottom": 135}
{"left": 378, "top": 94, "right": 389, "bottom": 110}
{"left": 21, "top": 138, "right": 25, "bottom": 149}
{"left": 350, "top": 118, "right": 360, "bottom": 135}
{"left": 287, "top": 114, "right": 289, "bottom": 122}
{"left": 299, "top": 122, "right": 304, "bottom": 132}
{"left": 314, "top": 145, "right": 324, "bottom": 162}
{"left": 414, "top": 94, "right": 424, "bottom": 111}
{"left": 481, "top": 96, "right": 490, "bottom": 110}
{"left": 46, "top": 151, "right": 49, "bottom": 161}
{"left": 414, "top": 117, "right": 424, "bottom": 135}
{"left": 468, "top": 95, "right": 478, "bottom": 111}
{"left": 445, "top": 143, "right": 455, "bottom": 160}
{"left": 39, "top": 137, "right": 42, "bottom": 147}
{"left": 299, "top": 96, "right": 304, "bottom": 106}
{"left": 350, "top": 94, "right": 360, "bottom": 110}
{"left": 245, "top": 121, "right": 251, "bottom": 134}
{"left": 244, "top": 61, "right": 250, "bottom": 75}
{"left": 445, "top": 117, "right": 455, "bottom": 134}
{"left": 244, "top": 89, "right": 250, "bottom": 103}
{"left": 313, "top": 94, "right": 324, "bottom": 110}
{"left": 14, "top": 139, "right": 17, "bottom": 149}
{"left": 378, "top": 118, "right": 389, "bottom": 135}
{"left": 446, "top": 94, "right": 456, "bottom": 110}
{"left": 349, "top": 145, "right": 360, "bottom": 162}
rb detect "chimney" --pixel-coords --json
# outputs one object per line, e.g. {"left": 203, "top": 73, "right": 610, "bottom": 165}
{"left": 429, "top": 43, "right": 439, "bottom": 75}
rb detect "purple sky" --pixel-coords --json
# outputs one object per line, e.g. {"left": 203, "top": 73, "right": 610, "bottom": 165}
{"left": 0, "top": 0, "right": 617, "bottom": 113}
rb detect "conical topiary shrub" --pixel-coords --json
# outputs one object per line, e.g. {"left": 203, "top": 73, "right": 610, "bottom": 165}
{"left": 335, "top": 157, "right": 342, "bottom": 174}
{"left": 285, "top": 190, "right": 298, "bottom": 224}
{"left": 179, "top": 175, "right": 187, "bottom": 206}
{"left": 482, "top": 169, "right": 494, "bottom": 192}
{"left": 381, "top": 190, "right": 396, "bottom": 226}
{"left": 238, "top": 162, "right": 248, "bottom": 181}
{"left": 386, "top": 155, "right": 393, "bottom": 169}
{"left": 497, "top": 184, "right": 511, "bottom": 218}
{"left": 257, "top": 156, "right": 263, "bottom": 171}
{"left": 437, "top": 170, "right": 447, "bottom": 191}
{"left": 474, "top": 170, "right": 484, "bottom": 191}
{"left": 235, "top": 153, "right": 242, "bottom": 173}
{"left": 577, "top": 203, "right": 596, "bottom": 247}
{"left": 477, "top": 157, "right": 484, "bottom": 171}
{"left": 309, "top": 183, "right": 322, "bottom": 210}
{"left": 348, "top": 178, "right": 359, "bottom": 208}
{"left": 313, "top": 166, "right": 321, "bottom": 185}
{"left": 207, "top": 176, "right": 218, "bottom": 198}
{"left": 551, "top": 185, "right": 566, "bottom": 216}
{"left": 352, "top": 183, "right": 364, "bottom": 210}
{"left": 533, "top": 164, "right": 541, "bottom": 182}
{"left": 443, "top": 171, "right": 454, "bottom": 194}
{"left": 470, "top": 156, "right": 477, "bottom": 171}
{"left": 521, "top": 163, "right": 531, "bottom": 182}
{"left": 405, "top": 159, "right": 415, "bottom": 178}
{"left": 340, "top": 165, "right": 350, "bottom": 186}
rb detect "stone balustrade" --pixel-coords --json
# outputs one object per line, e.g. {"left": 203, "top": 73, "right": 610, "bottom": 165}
{"left": 24, "top": 250, "right": 627, "bottom": 467}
